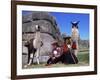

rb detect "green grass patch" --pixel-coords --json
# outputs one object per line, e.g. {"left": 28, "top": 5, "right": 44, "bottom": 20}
{"left": 23, "top": 51, "right": 89, "bottom": 69}
{"left": 78, "top": 51, "right": 89, "bottom": 63}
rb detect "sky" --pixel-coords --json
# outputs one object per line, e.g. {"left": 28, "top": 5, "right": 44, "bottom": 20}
{"left": 22, "top": 11, "right": 89, "bottom": 40}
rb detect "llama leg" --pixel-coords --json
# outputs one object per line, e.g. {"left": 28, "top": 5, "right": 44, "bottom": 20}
{"left": 32, "top": 53, "right": 35, "bottom": 64}
{"left": 28, "top": 53, "right": 33, "bottom": 65}
{"left": 27, "top": 53, "right": 30, "bottom": 64}
{"left": 24, "top": 52, "right": 31, "bottom": 68}
{"left": 32, "top": 49, "right": 36, "bottom": 64}
{"left": 27, "top": 50, "right": 31, "bottom": 64}
{"left": 36, "top": 49, "right": 40, "bottom": 64}
{"left": 28, "top": 59, "right": 32, "bottom": 65}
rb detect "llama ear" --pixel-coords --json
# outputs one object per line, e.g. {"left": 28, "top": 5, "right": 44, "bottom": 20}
{"left": 77, "top": 21, "right": 80, "bottom": 24}
{"left": 76, "top": 21, "right": 80, "bottom": 28}
{"left": 71, "top": 21, "right": 73, "bottom": 25}
{"left": 71, "top": 21, "right": 74, "bottom": 28}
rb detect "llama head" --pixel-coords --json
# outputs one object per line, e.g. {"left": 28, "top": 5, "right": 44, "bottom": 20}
{"left": 35, "top": 25, "right": 40, "bottom": 31}
{"left": 71, "top": 21, "right": 79, "bottom": 29}
{"left": 71, "top": 21, "right": 79, "bottom": 41}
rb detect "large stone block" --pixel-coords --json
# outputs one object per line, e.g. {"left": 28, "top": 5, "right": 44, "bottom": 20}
{"left": 22, "top": 12, "right": 63, "bottom": 64}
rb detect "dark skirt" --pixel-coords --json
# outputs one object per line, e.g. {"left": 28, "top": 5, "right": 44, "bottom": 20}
{"left": 46, "top": 50, "right": 78, "bottom": 65}
{"left": 62, "top": 50, "right": 78, "bottom": 64}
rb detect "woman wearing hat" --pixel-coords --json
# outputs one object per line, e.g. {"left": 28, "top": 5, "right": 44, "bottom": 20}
{"left": 45, "top": 41, "right": 62, "bottom": 66}
{"left": 61, "top": 38, "right": 78, "bottom": 64}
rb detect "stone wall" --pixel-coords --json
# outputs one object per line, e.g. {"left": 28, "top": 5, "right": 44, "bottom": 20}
{"left": 22, "top": 12, "right": 63, "bottom": 64}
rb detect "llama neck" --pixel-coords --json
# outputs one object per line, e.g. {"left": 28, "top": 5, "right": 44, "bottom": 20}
{"left": 35, "top": 31, "right": 41, "bottom": 39}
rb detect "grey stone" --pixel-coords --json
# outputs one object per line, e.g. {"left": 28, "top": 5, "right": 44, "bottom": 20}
{"left": 22, "top": 12, "right": 63, "bottom": 65}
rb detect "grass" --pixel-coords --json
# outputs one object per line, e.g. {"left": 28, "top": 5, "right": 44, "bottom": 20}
{"left": 78, "top": 52, "right": 89, "bottom": 63}
{"left": 23, "top": 50, "right": 89, "bottom": 69}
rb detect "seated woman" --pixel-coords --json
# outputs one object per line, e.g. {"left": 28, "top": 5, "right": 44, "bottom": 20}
{"left": 60, "top": 39, "right": 78, "bottom": 64}
{"left": 45, "top": 40, "right": 78, "bottom": 66}
{"left": 45, "top": 41, "right": 63, "bottom": 66}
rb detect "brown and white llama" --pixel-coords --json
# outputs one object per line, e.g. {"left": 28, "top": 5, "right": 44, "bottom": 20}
{"left": 71, "top": 21, "right": 79, "bottom": 57}
{"left": 25, "top": 25, "right": 43, "bottom": 67}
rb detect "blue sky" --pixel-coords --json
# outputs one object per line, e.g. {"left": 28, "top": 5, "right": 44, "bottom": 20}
{"left": 22, "top": 11, "right": 89, "bottom": 40}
